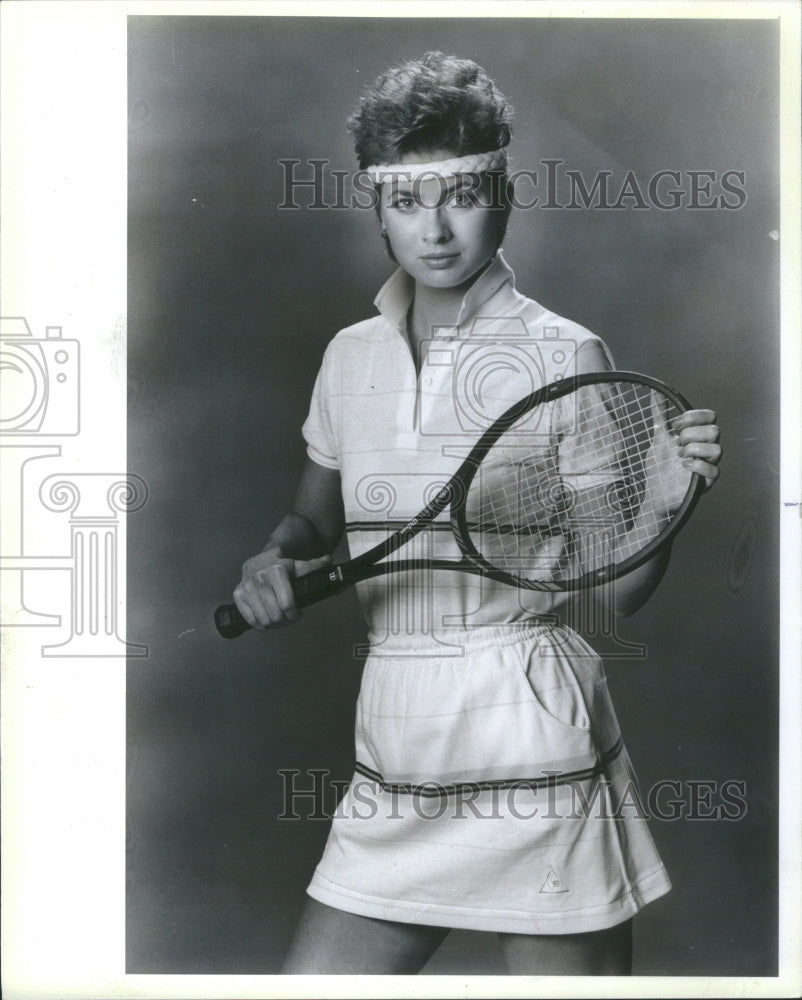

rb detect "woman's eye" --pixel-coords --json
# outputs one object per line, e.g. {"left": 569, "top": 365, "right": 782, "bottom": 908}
{"left": 448, "top": 191, "right": 476, "bottom": 208}
{"left": 390, "top": 195, "right": 415, "bottom": 210}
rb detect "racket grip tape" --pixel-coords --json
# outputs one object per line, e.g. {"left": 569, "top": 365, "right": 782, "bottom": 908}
{"left": 292, "top": 563, "right": 348, "bottom": 606}
{"left": 213, "top": 565, "right": 348, "bottom": 639}
{"left": 214, "top": 603, "right": 252, "bottom": 639}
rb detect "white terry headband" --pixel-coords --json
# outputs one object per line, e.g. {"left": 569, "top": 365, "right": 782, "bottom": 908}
{"left": 364, "top": 148, "right": 509, "bottom": 186}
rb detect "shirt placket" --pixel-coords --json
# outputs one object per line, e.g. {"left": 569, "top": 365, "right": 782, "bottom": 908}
{"left": 414, "top": 324, "right": 460, "bottom": 440}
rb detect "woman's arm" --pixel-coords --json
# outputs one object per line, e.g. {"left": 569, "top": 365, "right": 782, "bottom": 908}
{"left": 233, "top": 457, "right": 345, "bottom": 630}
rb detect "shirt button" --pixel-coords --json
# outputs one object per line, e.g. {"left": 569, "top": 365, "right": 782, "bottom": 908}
{"left": 423, "top": 377, "right": 432, "bottom": 387}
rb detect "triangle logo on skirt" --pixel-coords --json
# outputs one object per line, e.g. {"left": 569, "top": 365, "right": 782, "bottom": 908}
{"left": 539, "top": 865, "right": 569, "bottom": 893}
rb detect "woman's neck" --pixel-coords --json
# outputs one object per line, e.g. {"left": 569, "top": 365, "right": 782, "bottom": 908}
{"left": 409, "top": 282, "right": 466, "bottom": 345}
{"left": 409, "top": 258, "right": 494, "bottom": 346}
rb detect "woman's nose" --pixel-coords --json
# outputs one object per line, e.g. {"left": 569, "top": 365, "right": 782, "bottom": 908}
{"left": 422, "top": 207, "right": 451, "bottom": 243}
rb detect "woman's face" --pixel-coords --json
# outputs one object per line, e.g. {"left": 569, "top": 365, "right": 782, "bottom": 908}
{"left": 378, "top": 149, "right": 501, "bottom": 291}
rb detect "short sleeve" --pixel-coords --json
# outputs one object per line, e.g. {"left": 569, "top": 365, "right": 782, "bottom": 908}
{"left": 596, "top": 336, "right": 615, "bottom": 371}
{"left": 574, "top": 333, "right": 616, "bottom": 374}
{"left": 301, "top": 345, "right": 340, "bottom": 470}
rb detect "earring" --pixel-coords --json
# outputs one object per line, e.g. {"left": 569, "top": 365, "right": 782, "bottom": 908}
{"left": 380, "top": 228, "right": 388, "bottom": 240}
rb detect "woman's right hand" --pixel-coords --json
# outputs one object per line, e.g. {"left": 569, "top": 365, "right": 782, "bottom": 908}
{"left": 233, "top": 547, "right": 332, "bottom": 630}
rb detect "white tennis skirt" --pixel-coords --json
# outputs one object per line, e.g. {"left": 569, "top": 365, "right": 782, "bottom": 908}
{"left": 307, "top": 623, "right": 671, "bottom": 934}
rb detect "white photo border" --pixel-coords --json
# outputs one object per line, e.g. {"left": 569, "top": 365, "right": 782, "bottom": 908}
{"left": 1, "top": 2, "right": 800, "bottom": 998}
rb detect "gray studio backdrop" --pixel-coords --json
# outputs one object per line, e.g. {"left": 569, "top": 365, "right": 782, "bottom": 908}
{"left": 127, "top": 16, "right": 779, "bottom": 975}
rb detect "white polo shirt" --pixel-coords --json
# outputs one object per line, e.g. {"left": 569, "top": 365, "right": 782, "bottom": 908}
{"left": 302, "top": 252, "right": 615, "bottom": 651}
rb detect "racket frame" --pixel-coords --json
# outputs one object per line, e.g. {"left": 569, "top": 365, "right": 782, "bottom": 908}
{"left": 215, "top": 370, "right": 705, "bottom": 637}
{"left": 451, "top": 370, "right": 705, "bottom": 592}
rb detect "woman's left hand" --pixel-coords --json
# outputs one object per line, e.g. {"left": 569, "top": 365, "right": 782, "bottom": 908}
{"left": 672, "top": 409, "right": 722, "bottom": 489}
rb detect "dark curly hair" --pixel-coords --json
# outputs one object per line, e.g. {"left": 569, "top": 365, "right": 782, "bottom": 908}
{"left": 348, "top": 51, "right": 513, "bottom": 169}
{"left": 349, "top": 53, "right": 515, "bottom": 252}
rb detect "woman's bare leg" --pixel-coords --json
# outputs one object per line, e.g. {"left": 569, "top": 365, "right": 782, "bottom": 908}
{"left": 498, "top": 918, "right": 632, "bottom": 976}
{"left": 281, "top": 898, "right": 450, "bottom": 974}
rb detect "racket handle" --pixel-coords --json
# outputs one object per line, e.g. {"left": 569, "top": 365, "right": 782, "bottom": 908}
{"left": 214, "top": 565, "right": 349, "bottom": 639}
{"left": 292, "top": 563, "right": 349, "bottom": 607}
{"left": 214, "top": 603, "right": 252, "bottom": 639}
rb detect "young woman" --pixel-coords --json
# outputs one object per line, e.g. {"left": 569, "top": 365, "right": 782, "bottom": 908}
{"left": 233, "top": 52, "right": 722, "bottom": 975}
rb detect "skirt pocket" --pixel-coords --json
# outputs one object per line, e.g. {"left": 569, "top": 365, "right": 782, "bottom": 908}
{"left": 510, "top": 630, "right": 597, "bottom": 732}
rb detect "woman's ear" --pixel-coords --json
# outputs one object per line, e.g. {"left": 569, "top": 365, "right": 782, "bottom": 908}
{"left": 380, "top": 226, "right": 396, "bottom": 262}
{"left": 493, "top": 179, "right": 515, "bottom": 251}
{"left": 376, "top": 204, "right": 396, "bottom": 261}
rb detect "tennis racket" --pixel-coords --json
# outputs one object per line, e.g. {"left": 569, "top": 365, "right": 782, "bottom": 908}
{"left": 214, "top": 371, "right": 705, "bottom": 639}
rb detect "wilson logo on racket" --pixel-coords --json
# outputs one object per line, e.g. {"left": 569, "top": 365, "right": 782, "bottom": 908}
{"left": 215, "top": 372, "right": 706, "bottom": 639}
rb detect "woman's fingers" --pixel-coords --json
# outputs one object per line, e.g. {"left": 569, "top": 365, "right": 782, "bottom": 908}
{"left": 266, "top": 564, "right": 302, "bottom": 624}
{"left": 671, "top": 408, "right": 717, "bottom": 430}
{"left": 234, "top": 557, "right": 303, "bottom": 629}
{"left": 679, "top": 440, "right": 722, "bottom": 461}
{"left": 669, "top": 409, "right": 722, "bottom": 489}
{"left": 678, "top": 442, "right": 722, "bottom": 489}
{"left": 683, "top": 458, "right": 720, "bottom": 488}
{"left": 232, "top": 582, "right": 269, "bottom": 631}
{"left": 679, "top": 424, "right": 721, "bottom": 445}
{"left": 678, "top": 439, "right": 722, "bottom": 488}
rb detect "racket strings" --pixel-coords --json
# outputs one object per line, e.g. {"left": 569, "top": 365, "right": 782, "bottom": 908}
{"left": 465, "top": 382, "right": 693, "bottom": 584}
